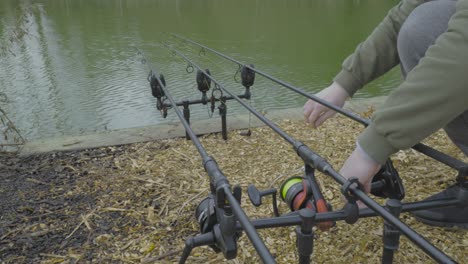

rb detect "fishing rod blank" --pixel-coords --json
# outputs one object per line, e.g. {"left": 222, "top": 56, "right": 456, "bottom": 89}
{"left": 162, "top": 44, "right": 457, "bottom": 264}
{"left": 137, "top": 48, "right": 276, "bottom": 264}
{"left": 169, "top": 34, "right": 468, "bottom": 171}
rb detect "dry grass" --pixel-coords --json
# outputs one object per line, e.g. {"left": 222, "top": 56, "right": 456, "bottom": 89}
{"left": 1, "top": 112, "right": 467, "bottom": 263}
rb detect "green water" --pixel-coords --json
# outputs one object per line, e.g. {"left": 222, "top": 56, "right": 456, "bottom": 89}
{"left": 0, "top": 0, "right": 400, "bottom": 140}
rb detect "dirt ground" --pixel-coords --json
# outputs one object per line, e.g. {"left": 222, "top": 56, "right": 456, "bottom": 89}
{"left": 1, "top": 116, "right": 467, "bottom": 263}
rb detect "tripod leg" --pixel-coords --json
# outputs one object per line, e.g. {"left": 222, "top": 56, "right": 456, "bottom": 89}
{"left": 179, "top": 233, "right": 216, "bottom": 264}
{"left": 296, "top": 209, "right": 315, "bottom": 264}
{"left": 219, "top": 97, "right": 227, "bottom": 140}
{"left": 381, "top": 199, "right": 402, "bottom": 264}
{"left": 179, "top": 240, "right": 193, "bottom": 264}
{"left": 183, "top": 102, "right": 190, "bottom": 140}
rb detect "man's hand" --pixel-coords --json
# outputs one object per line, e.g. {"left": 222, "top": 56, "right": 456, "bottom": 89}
{"left": 303, "top": 82, "right": 350, "bottom": 128}
{"left": 339, "top": 143, "right": 382, "bottom": 193}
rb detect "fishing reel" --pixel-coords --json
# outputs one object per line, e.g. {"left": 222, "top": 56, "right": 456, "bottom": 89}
{"left": 196, "top": 194, "right": 218, "bottom": 235}
{"left": 279, "top": 177, "right": 331, "bottom": 212}
{"left": 194, "top": 187, "right": 243, "bottom": 259}
{"left": 196, "top": 69, "right": 211, "bottom": 103}
{"left": 371, "top": 159, "right": 405, "bottom": 200}
{"left": 148, "top": 71, "right": 166, "bottom": 111}
{"left": 195, "top": 194, "right": 222, "bottom": 253}
{"left": 279, "top": 175, "right": 334, "bottom": 230}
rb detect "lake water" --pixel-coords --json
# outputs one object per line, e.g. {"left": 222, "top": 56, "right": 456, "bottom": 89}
{"left": 0, "top": 0, "right": 400, "bottom": 140}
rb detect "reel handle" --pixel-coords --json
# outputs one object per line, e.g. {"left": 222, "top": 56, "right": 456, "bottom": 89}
{"left": 247, "top": 185, "right": 280, "bottom": 217}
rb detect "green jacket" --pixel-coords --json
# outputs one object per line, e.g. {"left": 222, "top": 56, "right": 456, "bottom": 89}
{"left": 334, "top": 0, "right": 468, "bottom": 164}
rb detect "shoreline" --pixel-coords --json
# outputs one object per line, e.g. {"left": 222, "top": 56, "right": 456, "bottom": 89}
{"left": 20, "top": 96, "right": 387, "bottom": 156}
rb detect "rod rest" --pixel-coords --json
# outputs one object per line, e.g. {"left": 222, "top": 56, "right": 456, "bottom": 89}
{"left": 341, "top": 177, "right": 361, "bottom": 224}
{"left": 294, "top": 142, "right": 331, "bottom": 173}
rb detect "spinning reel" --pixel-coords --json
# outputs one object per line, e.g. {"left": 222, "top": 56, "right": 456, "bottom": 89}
{"left": 194, "top": 186, "right": 243, "bottom": 259}
{"left": 247, "top": 165, "right": 334, "bottom": 231}
{"left": 280, "top": 176, "right": 318, "bottom": 211}
{"left": 279, "top": 166, "right": 334, "bottom": 231}
{"left": 196, "top": 194, "right": 217, "bottom": 235}
{"left": 279, "top": 159, "right": 405, "bottom": 214}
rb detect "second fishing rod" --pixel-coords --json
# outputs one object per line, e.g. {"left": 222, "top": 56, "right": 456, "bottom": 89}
{"left": 163, "top": 43, "right": 456, "bottom": 264}
{"left": 170, "top": 33, "right": 467, "bottom": 172}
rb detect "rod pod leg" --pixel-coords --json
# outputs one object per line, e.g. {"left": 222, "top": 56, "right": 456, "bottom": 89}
{"left": 382, "top": 199, "right": 402, "bottom": 264}
{"left": 182, "top": 101, "right": 190, "bottom": 140}
{"left": 219, "top": 97, "right": 228, "bottom": 140}
{"left": 179, "top": 232, "right": 216, "bottom": 264}
{"left": 296, "top": 208, "right": 315, "bottom": 264}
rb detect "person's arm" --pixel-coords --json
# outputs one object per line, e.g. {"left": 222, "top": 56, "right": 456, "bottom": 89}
{"left": 358, "top": 0, "right": 468, "bottom": 165}
{"left": 304, "top": 0, "right": 425, "bottom": 127}
{"left": 334, "top": 0, "right": 425, "bottom": 97}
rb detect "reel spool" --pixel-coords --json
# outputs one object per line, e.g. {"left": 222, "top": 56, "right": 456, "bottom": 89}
{"left": 195, "top": 194, "right": 222, "bottom": 253}
{"left": 279, "top": 176, "right": 315, "bottom": 211}
{"left": 371, "top": 160, "right": 405, "bottom": 200}
{"left": 195, "top": 195, "right": 217, "bottom": 234}
{"left": 280, "top": 176, "right": 335, "bottom": 231}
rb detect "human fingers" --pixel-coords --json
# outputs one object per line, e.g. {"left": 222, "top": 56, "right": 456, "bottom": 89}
{"left": 308, "top": 104, "right": 326, "bottom": 127}
{"left": 303, "top": 100, "right": 317, "bottom": 123}
{"left": 314, "top": 109, "right": 335, "bottom": 128}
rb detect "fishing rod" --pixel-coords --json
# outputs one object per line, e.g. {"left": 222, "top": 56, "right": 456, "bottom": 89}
{"left": 162, "top": 43, "right": 459, "bottom": 264}
{"left": 135, "top": 46, "right": 254, "bottom": 140}
{"left": 136, "top": 47, "right": 277, "bottom": 263}
{"left": 169, "top": 33, "right": 468, "bottom": 173}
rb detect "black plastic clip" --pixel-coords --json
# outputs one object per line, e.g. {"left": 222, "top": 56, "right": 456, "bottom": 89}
{"left": 341, "top": 178, "right": 361, "bottom": 224}
{"left": 341, "top": 178, "right": 360, "bottom": 202}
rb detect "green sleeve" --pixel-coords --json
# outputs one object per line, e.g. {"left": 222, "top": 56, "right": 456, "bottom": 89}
{"left": 358, "top": 0, "right": 468, "bottom": 164}
{"left": 334, "top": 0, "right": 426, "bottom": 97}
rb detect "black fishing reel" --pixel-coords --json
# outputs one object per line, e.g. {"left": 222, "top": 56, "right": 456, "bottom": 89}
{"left": 371, "top": 159, "right": 405, "bottom": 200}
{"left": 196, "top": 194, "right": 218, "bottom": 234}
{"left": 195, "top": 189, "right": 243, "bottom": 257}
{"left": 196, "top": 69, "right": 211, "bottom": 103}
{"left": 195, "top": 194, "right": 221, "bottom": 253}
{"left": 148, "top": 72, "right": 166, "bottom": 110}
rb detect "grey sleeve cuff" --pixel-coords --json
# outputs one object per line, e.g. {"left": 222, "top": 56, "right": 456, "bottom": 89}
{"left": 357, "top": 124, "right": 399, "bottom": 165}
{"left": 333, "top": 69, "right": 363, "bottom": 98}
